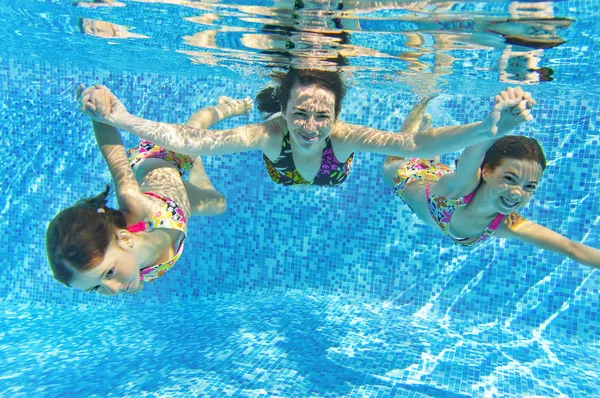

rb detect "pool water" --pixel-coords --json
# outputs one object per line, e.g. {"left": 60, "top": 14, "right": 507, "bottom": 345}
{"left": 2, "top": 0, "right": 599, "bottom": 397}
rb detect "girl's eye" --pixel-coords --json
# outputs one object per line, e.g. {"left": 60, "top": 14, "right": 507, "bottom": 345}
{"left": 525, "top": 185, "right": 537, "bottom": 192}
{"left": 504, "top": 176, "right": 516, "bottom": 183}
{"left": 106, "top": 268, "right": 115, "bottom": 279}
{"left": 316, "top": 115, "right": 330, "bottom": 121}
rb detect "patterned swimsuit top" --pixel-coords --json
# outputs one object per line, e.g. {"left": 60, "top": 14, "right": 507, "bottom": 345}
{"left": 126, "top": 192, "right": 188, "bottom": 283}
{"left": 425, "top": 184, "right": 505, "bottom": 247}
{"left": 263, "top": 130, "right": 354, "bottom": 186}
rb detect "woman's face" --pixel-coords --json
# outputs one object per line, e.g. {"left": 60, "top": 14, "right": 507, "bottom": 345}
{"left": 70, "top": 231, "right": 142, "bottom": 296}
{"left": 481, "top": 158, "right": 543, "bottom": 215}
{"left": 282, "top": 83, "right": 336, "bottom": 154}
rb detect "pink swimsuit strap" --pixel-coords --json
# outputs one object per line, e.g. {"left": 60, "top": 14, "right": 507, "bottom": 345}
{"left": 125, "top": 192, "right": 175, "bottom": 233}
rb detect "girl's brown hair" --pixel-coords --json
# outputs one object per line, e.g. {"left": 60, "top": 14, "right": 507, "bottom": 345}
{"left": 482, "top": 136, "right": 547, "bottom": 171}
{"left": 256, "top": 68, "right": 346, "bottom": 118}
{"left": 46, "top": 185, "right": 127, "bottom": 286}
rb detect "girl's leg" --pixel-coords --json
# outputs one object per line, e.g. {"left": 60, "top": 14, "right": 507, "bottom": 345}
{"left": 383, "top": 97, "right": 434, "bottom": 186}
{"left": 186, "top": 96, "right": 254, "bottom": 129}
{"left": 184, "top": 157, "right": 227, "bottom": 216}
{"left": 185, "top": 96, "right": 253, "bottom": 216}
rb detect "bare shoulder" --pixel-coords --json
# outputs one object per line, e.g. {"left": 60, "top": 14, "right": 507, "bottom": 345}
{"left": 261, "top": 116, "right": 286, "bottom": 159}
{"left": 119, "top": 189, "right": 156, "bottom": 225}
{"left": 329, "top": 121, "right": 360, "bottom": 160}
{"left": 331, "top": 120, "right": 359, "bottom": 140}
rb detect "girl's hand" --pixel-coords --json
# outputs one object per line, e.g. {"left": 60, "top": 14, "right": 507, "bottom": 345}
{"left": 483, "top": 86, "right": 535, "bottom": 137}
{"left": 75, "top": 84, "right": 129, "bottom": 125}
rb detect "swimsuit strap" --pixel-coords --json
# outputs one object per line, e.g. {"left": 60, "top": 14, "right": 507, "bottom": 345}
{"left": 123, "top": 192, "right": 188, "bottom": 283}
{"left": 263, "top": 130, "right": 353, "bottom": 186}
{"left": 488, "top": 213, "right": 505, "bottom": 231}
{"left": 426, "top": 184, "right": 505, "bottom": 246}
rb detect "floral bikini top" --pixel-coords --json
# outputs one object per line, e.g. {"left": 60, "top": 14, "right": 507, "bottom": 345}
{"left": 126, "top": 192, "right": 188, "bottom": 282}
{"left": 425, "top": 184, "right": 505, "bottom": 247}
{"left": 263, "top": 130, "right": 354, "bottom": 186}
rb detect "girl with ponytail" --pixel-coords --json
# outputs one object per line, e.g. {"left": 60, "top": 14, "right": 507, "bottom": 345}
{"left": 46, "top": 86, "right": 252, "bottom": 295}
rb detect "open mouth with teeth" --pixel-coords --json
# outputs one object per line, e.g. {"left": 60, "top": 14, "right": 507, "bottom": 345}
{"left": 500, "top": 197, "right": 518, "bottom": 208}
{"left": 298, "top": 132, "right": 319, "bottom": 142}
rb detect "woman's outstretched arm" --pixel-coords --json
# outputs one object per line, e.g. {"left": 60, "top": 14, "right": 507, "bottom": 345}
{"left": 78, "top": 84, "right": 272, "bottom": 156}
{"left": 336, "top": 87, "right": 534, "bottom": 158}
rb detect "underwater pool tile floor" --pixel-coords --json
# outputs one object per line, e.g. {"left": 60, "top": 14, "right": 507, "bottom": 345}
{"left": 1, "top": 292, "right": 597, "bottom": 397}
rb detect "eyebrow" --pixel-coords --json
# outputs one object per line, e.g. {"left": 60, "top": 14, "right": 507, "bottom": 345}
{"left": 506, "top": 171, "right": 538, "bottom": 184}
{"left": 293, "top": 107, "right": 331, "bottom": 114}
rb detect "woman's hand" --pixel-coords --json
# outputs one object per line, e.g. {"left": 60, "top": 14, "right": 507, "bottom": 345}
{"left": 483, "top": 86, "right": 536, "bottom": 137}
{"left": 76, "top": 84, "right": 129, "bottom": 125}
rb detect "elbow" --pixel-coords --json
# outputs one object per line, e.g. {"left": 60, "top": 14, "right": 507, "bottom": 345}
{"left": 213, "top": 195, "right": 227, "bottom": 215}
{"left": 206, "top": 193, "right": 227, "bottom": 216}
{"left": 567, "top": 241, "right": 600, "bottom": 269}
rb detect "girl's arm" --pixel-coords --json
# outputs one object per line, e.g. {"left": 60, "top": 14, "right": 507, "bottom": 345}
{"left": 421, "top": 87, "right": 534, "bottom": 197}
{"left": 336, "top": 87, "right": 534, "bottom": 158}
{"left": 499, "top": 214, "right": 600, "bottom": 269}
{"left": 78, "top": 85, "right": 272, "bottom": 156}
{"left": 77, "top": 85, "right": 148, "bottom": 222}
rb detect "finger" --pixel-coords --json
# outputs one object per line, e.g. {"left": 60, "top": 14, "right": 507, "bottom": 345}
{"left": 75, "top": 84, "right": 85, "bottom": 100}
{"left": 517, "top": 109, "right": 533, "bottom": 122}
{"left": 512, "top": 86, "right": 524, "bottom": 98}
{"left": 526, "top": 97, "right": 537, "bottom": 108}
{"left": 80, "top": 87, "right": 96, "bottom": 102}
{"left": 505, "top": 87, "right": 516, "bottom": 100}
{"left": 494, "top": 98, "right": 521, "bottom": 111}
{"left": 500, "top": 90, "right": 510, "bottom": 102}
{"left": 95, "top": 84, "right": 114, "bottom": 96}
{"left": 495, "top": 94, "right": 503, "bottom": 104}
{"left": 80, "top": 93, "right": 92, "bottom": 112}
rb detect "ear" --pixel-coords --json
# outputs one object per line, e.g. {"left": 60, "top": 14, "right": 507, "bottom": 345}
{"left": 116, "top": 229, "right": 135, "bottom": 250}
{"left": 480, "top": 164, "right": 493, "bottom": 182}
{"left": 280, "top": 104, "right": 287, "bottom": 120}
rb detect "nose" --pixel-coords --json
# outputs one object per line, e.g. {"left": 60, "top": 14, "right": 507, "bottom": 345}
{"left": 509, "top": 186, "right": 522, "bottom": 199}
{"left": 304, "top": 116, "right": 318, "bottom": 132}
{"left": 103, "top": 279, "right": 124, "bottom": 294}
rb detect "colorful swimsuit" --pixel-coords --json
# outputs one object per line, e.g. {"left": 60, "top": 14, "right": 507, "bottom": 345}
{"left": 263, "top": 130, "right": 354, "bottom": 186}
{"left": 393, "top": 158, "right": 505, "bottom": 247}
{"left": 127, "top": 141, "right": 189, "bottom": 282}
{"left": 129, "top": 140, "right": 194, "bottom": 177}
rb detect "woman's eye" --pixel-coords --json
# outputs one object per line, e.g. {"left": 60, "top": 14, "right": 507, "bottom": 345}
{"left": 106, "top": 268, "right": 115, "bottom": 279}
{"left": 316, "top": 115, "right": 330, "bottom": 121}
{"left": 504, "top": 176, "right": 515, "bottom": 183}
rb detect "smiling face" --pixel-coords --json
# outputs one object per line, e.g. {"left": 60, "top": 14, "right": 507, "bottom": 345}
{"left": 281, "top": 83, "right": 336, "bottom": 154}
{"left": 69, "top": 231, "right": 142, "bottom": 296}
{"left": 481, "top": 158, "right": 543, "bottom": 215}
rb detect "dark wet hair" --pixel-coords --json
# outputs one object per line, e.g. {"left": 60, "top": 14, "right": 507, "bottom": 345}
{"left": 499, "top": 17, "right": 574, "bottom": 49}
{"left": 256, "top": 68, "right": 346, "bottom": 118}
{"left": 482, "top": 136, "right": 546, "bottom": 171}
{"left": 503, "top": 35, "right": 566, "bottom": 49}
{"left": 46, "top": 185, "right": 127, "bottom": 286}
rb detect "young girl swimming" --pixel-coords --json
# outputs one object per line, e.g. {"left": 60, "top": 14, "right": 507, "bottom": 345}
{"left": 383, "top": 87, "right": 600, "bottom": 268}
{"left": 45, "top": 85, "right": 253, "bottom": 295}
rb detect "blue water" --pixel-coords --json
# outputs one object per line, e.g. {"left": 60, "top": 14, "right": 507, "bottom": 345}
{"left": 2, "top": 0, "right": 599, "bottom": 397}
